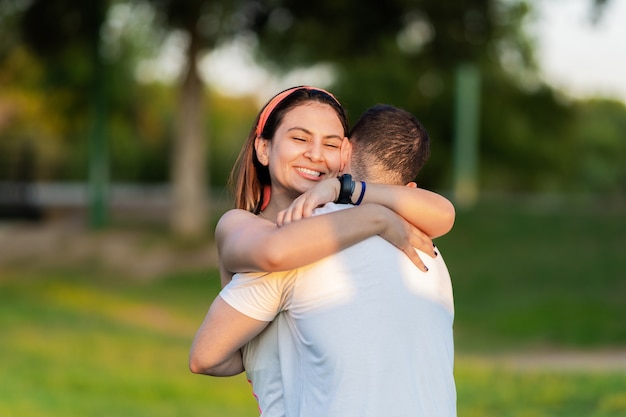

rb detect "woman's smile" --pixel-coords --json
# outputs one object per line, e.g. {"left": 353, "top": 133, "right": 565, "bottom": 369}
{"left": 295, "top": 166, "right": 323, "bottom": 179}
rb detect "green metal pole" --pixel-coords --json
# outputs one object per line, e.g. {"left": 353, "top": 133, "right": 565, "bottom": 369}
{"left": 452, "top": 62, "right": 481, "bottom": 207}
{"left": 88, "top": 0, "right": 108, "bottom": 229}
{"left": 88, "top": 80, "right": 108, "bottom": 228}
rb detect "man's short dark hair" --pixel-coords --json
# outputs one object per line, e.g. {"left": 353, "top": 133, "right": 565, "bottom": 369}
{"left": 349, "top": 104, "right": 430, "bottom": 185}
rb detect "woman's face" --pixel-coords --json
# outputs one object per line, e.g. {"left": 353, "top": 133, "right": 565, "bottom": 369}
{"left": 256, "top": 102, "right": 347, "bottom": 199}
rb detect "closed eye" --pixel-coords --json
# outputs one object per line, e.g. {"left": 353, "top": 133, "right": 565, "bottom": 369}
{"left": 324, "top": 139, "right": 342, "bottom": 149}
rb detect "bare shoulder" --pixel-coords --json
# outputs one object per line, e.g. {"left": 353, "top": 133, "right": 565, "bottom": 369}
{"left": 217, "top": 208, "right": 257, "bottom": 225}
{"left": 216, "top": 209, "right": 256, "bottom": 234}
{"left": 215, "top": 209, "right": 273, "bottom": 243}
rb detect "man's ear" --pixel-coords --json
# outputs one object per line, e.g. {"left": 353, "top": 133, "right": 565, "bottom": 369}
{"left": 339, "top": 137, "right": 352, "bottom": 174}
{"left": 255, "top": 136, "right": 270, "bottom": 166}
{"left": 406, "top": 181, "right": 418, "bottom": 188}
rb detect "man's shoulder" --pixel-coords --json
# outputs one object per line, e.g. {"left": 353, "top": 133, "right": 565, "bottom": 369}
{"left": 227, "top": 269, "right": 298, "bottom": 288}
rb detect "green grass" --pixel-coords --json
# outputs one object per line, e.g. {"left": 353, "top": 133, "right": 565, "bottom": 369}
{"left": 436, "top": 197, "right": 626, "bottom": 352}
{"left": 456, "top": 361, "right": 626, "bottom": 417}
{"left": 1, "top": 197, "right": 625, "bottom": 416}
{"left": 0, "top": 270, "right": 258, "bottom": 417}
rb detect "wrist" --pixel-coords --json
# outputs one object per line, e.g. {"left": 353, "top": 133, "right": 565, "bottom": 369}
{"left": 335, "top": 174, "right": 354, "bottom": 204}
{"left": 352, "top": 181, "right": 366, "bottom": 205}
{"left": 363, "top": 203, "right": 390, "bottom": 234}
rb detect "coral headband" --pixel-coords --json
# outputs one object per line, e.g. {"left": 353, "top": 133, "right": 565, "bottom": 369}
{"left": 255, "top": 86, "right": 340, "bottom": 137}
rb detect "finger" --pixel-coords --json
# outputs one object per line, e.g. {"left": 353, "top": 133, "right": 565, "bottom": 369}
{"left": 302, "top": 199, "right": 319, "bottom": 218}
{"left": 412, "top": 238, "right": 436, "bottom": 258}
{"left": 281, "top": 207, "right": 295, "bottom": 226}
{"left": 409, "top": 228, "right": 435, "bottom": 257}
{"left": 404, "top": 247, "right": 428, "bottom": 272}
{"left": 276, "top": 210, "right": 286, "bottom": 227}
{"left": 290, "top": 201, "right": 304, "bottom": 222}
{"left": 285, "top": 207, "right": 296, "bottom": 224}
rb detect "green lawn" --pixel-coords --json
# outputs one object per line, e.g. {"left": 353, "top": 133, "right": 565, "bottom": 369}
{"left": 1, "top": 198, "right": 625, "bottom": 416}
{"left": 437, "top": 197, "right": 626, "bottom": 352}
{"left": 0, "top": 270, "right": 258, "bottom": 417}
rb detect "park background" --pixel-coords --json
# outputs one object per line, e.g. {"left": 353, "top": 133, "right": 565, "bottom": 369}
{"left": 1, "top": 0, "right": 625, "bottom": 416}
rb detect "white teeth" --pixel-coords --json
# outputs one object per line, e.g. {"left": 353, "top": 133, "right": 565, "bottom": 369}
{"left": 296, "top": 167, "right": 321, "bottom": 177}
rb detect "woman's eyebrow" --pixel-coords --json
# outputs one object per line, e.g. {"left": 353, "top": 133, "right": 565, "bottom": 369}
{"left": 287, "top": 126, "right": 342, "bottom": 139}
{"left": 287, "top": 126, "right": 311, "bottom": 134}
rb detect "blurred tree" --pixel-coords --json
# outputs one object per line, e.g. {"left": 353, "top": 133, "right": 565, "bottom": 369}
{"left": 0, "top": 46, "right": 64, "bottom": 181}
{"left": 1, "top": 0, "right": 622, "bottom": 226}
{"left": 141, "top": 0, "right": 269, "bottom": 238}
{"left": 5, "top": 0, "right": 110, "bottom": 227}
{"left": 591, "top": 0, "right": 611, "bottom": 23}
{"left": 146, "top": 0, "right": 208, "bottom": 238}
{"left": 247, "top": 0, "right": 618, "bottom": 197}
{"left": 1, "top": 0, "right": 178, "bottom": 181}
{"left": 247, "top": 0, "right": 533, "bottom": 190}
{"left": 572, "top": 99, "right": 626, "bottom": 194}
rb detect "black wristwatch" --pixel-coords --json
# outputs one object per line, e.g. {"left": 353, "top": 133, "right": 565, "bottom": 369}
{"left": 335, "top": 173, "right": 355, "bottom": 204}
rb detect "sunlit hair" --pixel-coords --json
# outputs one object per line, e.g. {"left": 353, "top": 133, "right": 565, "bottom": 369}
{"left": 349, "top": 104, "right": 430, "bottom": 185}
{"left": 229, "top": 86, "right": 348, "bottom": 213}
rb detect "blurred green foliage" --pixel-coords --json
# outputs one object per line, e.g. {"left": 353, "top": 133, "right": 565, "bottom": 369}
{"left": 0, "top": 0, "right": 624, "bottom": 195}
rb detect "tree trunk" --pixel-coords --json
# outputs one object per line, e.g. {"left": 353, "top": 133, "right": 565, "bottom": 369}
{"left": 170, "top": 30, "right": 208, "bottom": 238}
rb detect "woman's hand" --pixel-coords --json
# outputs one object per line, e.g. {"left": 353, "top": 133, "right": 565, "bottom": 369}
{"left": 375, "top": 205, "right": 436, "bottom": 272}
{"left": 277, "top": 178, "right": 340, "bottom": 226}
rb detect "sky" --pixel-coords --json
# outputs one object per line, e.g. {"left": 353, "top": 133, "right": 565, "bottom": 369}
{"left": 188, "top": 0, "right": 626, "bottom": 104}
{"left": 534, "top": 0, "right": 626, "bottom": 103}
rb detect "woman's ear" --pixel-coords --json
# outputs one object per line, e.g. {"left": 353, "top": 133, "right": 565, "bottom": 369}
{"left": 339, "top": 137, "right": 352, "bottom": 174}
{"left": 255, "top": 136, "right": 270, "bottom": 166}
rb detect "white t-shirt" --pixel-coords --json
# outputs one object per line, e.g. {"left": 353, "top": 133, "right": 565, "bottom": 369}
{"left": 221, "top": 203, "right": 456, "bottom": 417}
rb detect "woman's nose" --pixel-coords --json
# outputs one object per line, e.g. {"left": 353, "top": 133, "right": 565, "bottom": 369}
{"left": 304, "top": 142, "right": 323, "bottom": 161}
